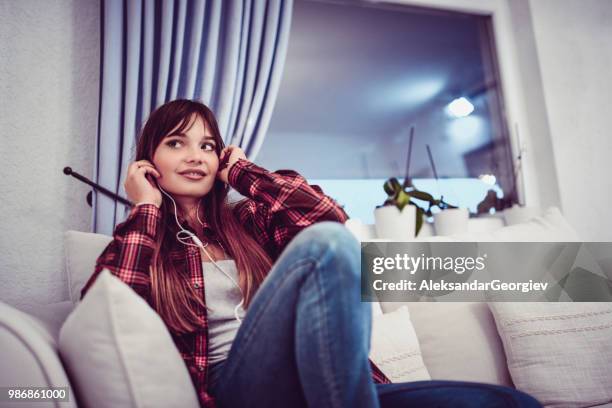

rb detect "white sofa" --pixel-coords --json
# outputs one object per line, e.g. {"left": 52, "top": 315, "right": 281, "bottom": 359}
{"left": 0, "top": 301, "right": 76, "bottom": 408}
{"left": 1, "top": 207, "right": 611, "bottom": 408}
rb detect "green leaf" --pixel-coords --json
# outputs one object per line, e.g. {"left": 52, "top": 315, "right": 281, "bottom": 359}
{"left": 415, "top": 205, "right": 424, "bottom": 236}
{"left": 384, "top": 177, "right": 401, "bottom": 196}
{"left": 409, "top": 190, "right": 435, "bottom": 203}
{"left": 396, "top": 190, "right": 411, "bottom": 211}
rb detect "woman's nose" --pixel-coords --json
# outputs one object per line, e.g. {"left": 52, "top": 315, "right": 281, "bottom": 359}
{"left": 184, "top": 145, "right": 205, "bottom": 163}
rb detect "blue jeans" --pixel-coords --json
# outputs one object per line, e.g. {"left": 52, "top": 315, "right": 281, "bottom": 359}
{"left": 210, "top": 222, "right": 542, "bottom": 408}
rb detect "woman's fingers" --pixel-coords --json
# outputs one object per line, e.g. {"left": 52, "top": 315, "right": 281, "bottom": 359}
{"left": 219, "top": 145, "right": 244, "bottom": 165}
{"left": 137, "top": 164, "right": 161, "bottom": 178}
{"left": 127, "top": 161, "right": 140, "bottom": 176}
{"left": 124, "top": 161, "right": 163, "bottom": 206}
{"left": 128, "top": 160, "right": 161, "bottom": 178}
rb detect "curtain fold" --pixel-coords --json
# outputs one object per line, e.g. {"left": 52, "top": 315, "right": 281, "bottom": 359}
{"left": 93, "top": 0, "right": 293, "bottom": 234}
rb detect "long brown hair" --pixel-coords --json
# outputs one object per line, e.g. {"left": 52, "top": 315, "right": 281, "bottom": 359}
{"left": 135, "top": 99, "right": 272, "bottom": 334}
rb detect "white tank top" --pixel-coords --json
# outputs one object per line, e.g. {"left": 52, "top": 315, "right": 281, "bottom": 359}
{"left": 202, "top": 259, "right": 245, "bottom": 365}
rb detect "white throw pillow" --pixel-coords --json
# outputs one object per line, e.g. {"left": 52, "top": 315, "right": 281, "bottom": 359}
{"left": 489, "top": 302, "right": 612, "bottom": 407}
{"left": 58, "top": 270, "right": 199, "bottom": 408}
{"left": 422, "top": 208, "right": 585, "bottom": 302}
{"left": 369, "top": 306, "right": 431, "bottom": 382}
{"left": 371, "top": 301, "right": 384, "bottom": 316}
{"left": 64, "top": 230, "right": 113, "bottom": 305}
{"left": 381, "top": 302, "right": 514, "bottom": 386}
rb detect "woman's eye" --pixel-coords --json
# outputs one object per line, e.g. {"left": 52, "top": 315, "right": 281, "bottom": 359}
{"left": 166, "top": 140, "right": 182, "bottom": 148}
{"left": 165, "top": 140, "right": 214, "bottom": 150}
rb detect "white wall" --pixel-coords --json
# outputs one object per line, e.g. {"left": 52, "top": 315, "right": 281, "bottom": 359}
{"left": 527, "top": 0, "right": 612, "bottom": 241}
{"left": 0, "top": 0, "right": 99, "bottom": 308}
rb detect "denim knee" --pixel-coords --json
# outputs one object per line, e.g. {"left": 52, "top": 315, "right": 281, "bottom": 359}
{"left": 291, "top": 221, "right": 360, "bottom": 276}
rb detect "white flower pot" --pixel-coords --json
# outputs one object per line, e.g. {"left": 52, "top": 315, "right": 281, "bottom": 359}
{"left": 434, "top": 208, "right": 469, "bottom": 236}
{"left": 374, "top": 205, "right": 416, "bottom": 240}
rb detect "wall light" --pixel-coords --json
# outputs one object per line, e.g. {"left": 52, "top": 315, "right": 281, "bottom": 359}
{"left": 446, "top": 97, "right": 474, "bottom": 118}
{"left": 479, "top": 174, "right": 497, "bottom": 186}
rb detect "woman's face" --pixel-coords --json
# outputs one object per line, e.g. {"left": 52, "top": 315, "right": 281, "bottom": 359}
{"left": 152, "top": 114, "right": 220, "bottom": 200}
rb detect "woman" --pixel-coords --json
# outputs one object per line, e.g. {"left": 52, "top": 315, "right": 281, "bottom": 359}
{"left": 81, "top": 99, "right": 541, "bottom": 408}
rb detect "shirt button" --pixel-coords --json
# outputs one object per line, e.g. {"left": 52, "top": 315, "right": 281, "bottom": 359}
{"left": 194, "top": 283, "right": 200, "bottom": 289}
{"left": 198, "top": 366, "right": 205, "bottom": 372}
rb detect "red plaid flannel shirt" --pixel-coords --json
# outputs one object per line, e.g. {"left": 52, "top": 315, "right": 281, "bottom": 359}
{"left": 81, "top": 159, "right": 391, "bottom": 407}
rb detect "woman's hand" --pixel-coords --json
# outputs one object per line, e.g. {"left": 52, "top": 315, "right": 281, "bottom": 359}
{"left": 124, "top": 160, "right": 162, "bottom": 207}
{"left": 217, "top": 145, "right": 247, "bottom": 184}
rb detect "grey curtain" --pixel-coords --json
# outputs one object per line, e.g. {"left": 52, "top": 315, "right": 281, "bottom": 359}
{"left": 93, "top": 0, "right": 293, "bottom": 235}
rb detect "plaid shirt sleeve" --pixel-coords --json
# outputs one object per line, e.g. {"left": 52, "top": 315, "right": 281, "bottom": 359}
{"left": 228, "top": 159, "right": 349, "bottom": 258}
{"left": 80, "top": 203, "right": 162, "bottom": 302}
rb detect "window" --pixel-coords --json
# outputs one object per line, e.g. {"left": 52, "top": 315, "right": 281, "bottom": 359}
{"left": 257, "top": 0, "right": 517, "bottom": 223}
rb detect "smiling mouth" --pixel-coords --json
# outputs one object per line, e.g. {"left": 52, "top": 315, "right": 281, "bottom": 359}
{"left": 179, "top": 172, "right": 206, "bottom": 180}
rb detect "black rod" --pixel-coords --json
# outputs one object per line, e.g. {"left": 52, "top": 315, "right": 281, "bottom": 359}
{"left": 402, "top": 125, "right": 415, "bottom": 189}
{"left": 63, "top": 167, "right": 133, "bottom": 207}
{"left": 425, "top": 144, "right": 439, "bottom": 181}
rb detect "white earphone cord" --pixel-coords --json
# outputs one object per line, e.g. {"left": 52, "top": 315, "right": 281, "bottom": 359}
{"left": 158, "top": 185, "right": 245, "bottom": 322}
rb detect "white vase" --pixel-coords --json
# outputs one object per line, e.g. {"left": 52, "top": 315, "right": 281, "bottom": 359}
{"left": 434, "top": 208, "right": 469, "bottom": 236}
{"left": 374, "top": 205, "right": 416, "bottom": 240}
{"left": 416, "top": 219, "right": 434, "bottom": 238}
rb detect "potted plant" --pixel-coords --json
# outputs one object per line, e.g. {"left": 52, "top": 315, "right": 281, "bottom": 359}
{"left": 374, "top": 128, "right": 457, "bottom": 239}
{"left": 376, "top": 176, "right": 457, "bottom": 238}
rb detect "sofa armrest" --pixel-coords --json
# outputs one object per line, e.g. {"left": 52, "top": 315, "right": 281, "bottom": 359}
{"left": 0, "top": 301, "right": 78, "bottom": 407}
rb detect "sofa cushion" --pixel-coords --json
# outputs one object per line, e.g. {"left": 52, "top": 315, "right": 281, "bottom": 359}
{"left": 369, "top": 306, "right": 430, "bottom": 382}
{"left": 490, "top": 302, "right": 612, "bottom": 408}
{"left": 58, "top": 269, "right": 199, "bottom": 408}
{"left": 451, "top": 207, "right": 580, "bottom": 242}
{"left": 381, "top": 302, "right": 513, "bottom": 387}
{"left": 64, "top": 230, "right": 112, "bottom": 305}
{"left": 0, "top": 301, "right": 78, "bottom": 407}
